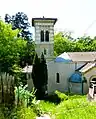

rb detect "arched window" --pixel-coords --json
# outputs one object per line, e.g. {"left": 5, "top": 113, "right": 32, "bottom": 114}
{"left": 92, "top": 78, "right": 96, "bottom": 81}
{"left": 41, "top": 30, "right": 44, "bottom": 42}
{"left": 45, "top": 31, "right": 49, "bottom": 42}
{"left": 56, "top": 73, "right": 60, "bottom": 83}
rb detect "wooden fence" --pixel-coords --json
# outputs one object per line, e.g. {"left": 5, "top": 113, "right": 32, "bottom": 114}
{"left": 0, "top": 72, "right": 15, "bottom": 105}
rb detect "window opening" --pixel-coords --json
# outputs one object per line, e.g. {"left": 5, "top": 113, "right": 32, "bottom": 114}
{"left": 44, "top": 48, "right": 46, "bottom": 55}
{"left": 41, "top": 30, "right": 44, "bottom": 42}
{"left": 45, "top": 31, "right": 49, "bottom": 42}
{"left": 56, "top": 73, "right": 60, "bottom": 83}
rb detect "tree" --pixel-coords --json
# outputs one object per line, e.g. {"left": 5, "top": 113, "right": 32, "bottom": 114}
{"left": 40, "top": 53, "right": 48, "bottom": 96}
{"left": 0, "top": 19, "right": 27, "bottom": 72}
{"left": 5, "top": 12, "right": 32, "bottom": 41}
{"left": 54, "top": 32, "right": 96, "bottom": 56}
{"left": 54, "top": 32, "right": 74, "bottom": 56}
{"left": 32, "top": 54, "right": 40, "bottom": 89}
{"left": 5, "top": 12, "right": 35, "bottom": 66}
{"left": 32, "top": 54, "right": 41, "bottom": 99}
{"left": 32, "top": 53, "right": 48, "bottom": 99}
{"left": 19, "top": 41, "right": 35, "bottom": 67}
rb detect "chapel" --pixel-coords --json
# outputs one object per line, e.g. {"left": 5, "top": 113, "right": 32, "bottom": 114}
{"left": 23, "top": 17, "right": 96, "bottom": 95}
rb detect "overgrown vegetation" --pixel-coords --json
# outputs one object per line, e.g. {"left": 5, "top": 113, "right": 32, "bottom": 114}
{"left": 54, "top": 32, "right": 96, "bottom": 56}
{"left": 0, "top": 80, "right": 39, "bottom": 119}
{"left": 0, "top": 89, "right": 96, "bottom": 119}
{"left": 38, "top": 93, "right": 96, "bottom": 119}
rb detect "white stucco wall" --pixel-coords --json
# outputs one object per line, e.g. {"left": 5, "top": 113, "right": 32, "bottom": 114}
{"left": 47, "top": 61, "right": 86, "bottom": 94}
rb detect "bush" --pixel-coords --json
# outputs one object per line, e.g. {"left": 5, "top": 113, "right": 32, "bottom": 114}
{"left": 0, "top": 105, "right": 36, "bottom": 119}
{"left": 44, "top": 90, "right": 68, "bottom": 104}
{"left": 0, "top": 108, "right": 4, "bottom": 119}
{"left": 44, "top": 94, "right": 61, "bottom": 104}
{"left": 55, "top": 90, "right": 68, "bottom": 101}
{"left": 16, "top": 106, "right": 36, "bottom": 119}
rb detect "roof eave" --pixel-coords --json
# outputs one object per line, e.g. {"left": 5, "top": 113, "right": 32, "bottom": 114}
{"left": 32, "top": 18, "right": 57, "bottom": 26}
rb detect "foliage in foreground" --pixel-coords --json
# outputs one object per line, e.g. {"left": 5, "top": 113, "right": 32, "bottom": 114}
{"left": 0, "top": 105, "right": 36, "bottom": 119}
{"left": 0, "top": 92, "right": 96, "bottom": 119}
{"left": 0, "top": 19, "right": 26, "bottom": 72}
{"left": 39, "top": 94, "right": 96, "bottom": 119}
{"left": 0, "top": 19, "right": 35, "bottom": 73}
{"left": 0, "top": 85, "right": 39, "bottom": 119}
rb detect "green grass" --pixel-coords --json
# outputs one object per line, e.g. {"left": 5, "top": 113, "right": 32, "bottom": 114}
{"left": 0, "top": 93, "right": 96, "bottom": 119}
{"left": 38, "top": 94, "right": 96, "bottom": 119}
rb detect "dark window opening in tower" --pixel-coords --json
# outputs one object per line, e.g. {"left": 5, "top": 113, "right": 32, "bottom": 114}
{"left": 41, "top": 30, "right": 44, "bottom": 42}
{"left": 44, "top": 48, "right": 46, "bottom": 55}
{"left": 45, "top": 31, "right": 49, "bottom": 42}
{"left": 56, "top": 73, "right": 60, "bottom": 83}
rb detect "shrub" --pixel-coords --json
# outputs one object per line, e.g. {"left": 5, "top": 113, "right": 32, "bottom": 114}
{"left": 15, "top": 84, "right": 36, "bottom": 106}
{"left": 55, "top": 90, "right": 68, "bottom": 101}
{"left": 0, "top": 108, "right": 4, "bottom": 119}
{"left": 16, "top": 107, "right": 36, "bottom": 119}
{"left": 8, "top": 106, "right": 36, "bottom": 119}
{"left": 44, "top": 91, "right": 68, "bottom": 104}
{"left": 0, "top": 105, "right": 37, "bottom": 119}
{"left": 44, "top": 93, "right": 61, "bottom": 104}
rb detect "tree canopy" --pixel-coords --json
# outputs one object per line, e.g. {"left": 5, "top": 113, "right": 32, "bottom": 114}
{"left": 0, "top": 19, "right": 32, "bottom": 72}
{"left": 5, "top": 12, "right": 32, "bottom": 41}
{"left": 54, "top": 32, "right": 96, "bottom": 56}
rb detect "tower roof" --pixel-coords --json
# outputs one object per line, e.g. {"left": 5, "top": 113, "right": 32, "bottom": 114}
{"left": 32, "top": 17, "right": 57, "bottom": 26}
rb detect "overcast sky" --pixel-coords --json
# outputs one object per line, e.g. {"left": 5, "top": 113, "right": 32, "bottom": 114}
{"left": 0, "top": 0, "right": 96, "bottom": 38}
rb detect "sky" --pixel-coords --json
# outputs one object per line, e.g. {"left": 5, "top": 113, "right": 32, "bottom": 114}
{"left": 0, "top": 0, "right": 96, "bottom": 38}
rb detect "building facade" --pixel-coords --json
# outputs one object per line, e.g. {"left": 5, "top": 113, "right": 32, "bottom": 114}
{"left": 47, "top": 52, "right": 96, "bottom": 94}
{"left": 31, "top": 17, "right": 96, "bottom": 95}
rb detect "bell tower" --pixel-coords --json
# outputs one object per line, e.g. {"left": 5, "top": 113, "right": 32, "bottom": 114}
{"left": 32, "top": 17, "right": 57, "bottom": 61}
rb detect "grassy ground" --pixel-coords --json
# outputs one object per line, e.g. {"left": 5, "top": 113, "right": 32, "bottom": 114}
{"left": 38, "top": 94, "right": 96, "bottom": 119}
{"left": 0, "top": 93, "right": 96, "bottom": 119}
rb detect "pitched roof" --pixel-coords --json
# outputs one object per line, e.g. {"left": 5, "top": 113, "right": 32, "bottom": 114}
{"left": 79, "top": 63, "right": 96, "bottom": 73}
{"left": 55, "top": 52, "right": 72, "bottom": 62}
{"left": 67, "top": 52, "right": 96, "bottom": 62}
{"left": 55, "top": 52, "right": 96, "bottom": 63}
{"left": 32, "top": 17, "right": 57, "bottom": 26}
